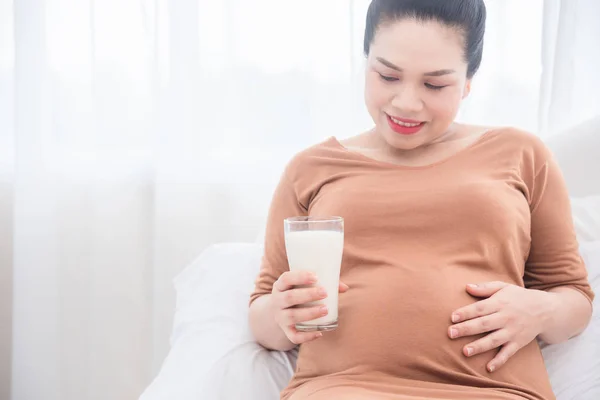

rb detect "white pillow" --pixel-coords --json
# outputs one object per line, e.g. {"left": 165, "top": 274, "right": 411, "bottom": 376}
{"left": 542, "top": 240, "right": 600, "bottom": 399}
{"left": 545, "top": 115, "right": 600, "bottom": 198}
{"left": 571, "top": 196, "right": 600, "bottom": 242}
{"left": 139, "top": 243, "right": 296, "bottom": 400}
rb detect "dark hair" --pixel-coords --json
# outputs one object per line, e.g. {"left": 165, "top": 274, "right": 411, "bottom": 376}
{"left": 364, "top": 0, "right": 486, "bottom": 78}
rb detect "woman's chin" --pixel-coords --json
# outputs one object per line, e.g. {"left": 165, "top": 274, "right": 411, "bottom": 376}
{"left": 379, "top": 129, "right": 428, "bottom": 151}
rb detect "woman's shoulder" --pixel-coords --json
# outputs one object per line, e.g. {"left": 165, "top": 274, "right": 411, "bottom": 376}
{"left": 479, "top": 126, "right": 555, "bottom": 183}
{"left": 283, "top": 137, "right": 350, "bottom": 181}
{"left": 485, "top": 125, "right": 547, "bottom": 148}
{"left": 483, "top": 126, "right": 552, "bottom": 161}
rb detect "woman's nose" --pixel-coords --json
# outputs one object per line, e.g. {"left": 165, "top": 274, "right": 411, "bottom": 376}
{"left": 390, "top": 85, "right": 424, "bottom": 114}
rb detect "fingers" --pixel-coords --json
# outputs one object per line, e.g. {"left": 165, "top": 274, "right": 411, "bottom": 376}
{"left": 487, "top": 342, "right": 521, "bottom": 372}
{"left": 465, "top": 281, "right": 510, "bottom": 298}
{"left": 278, "top": 305, "right": 329, "bottom": 326}
{"left": 451, "top": 298, "right": 499, "bottom": 323}
{"left": 462, "top": 329, "right": 511, "bottom": 358}
{"left": 449, "top": 313, "right": 505, "bottom": 339}
{"left": 273, "top": 272, "right": 343, "bottom": 346}
{"left": 276, "top": 286, "right": 327, "bottom": 308}
{"left": 274, "top": 271, "right": 317, "bottom": 292}
{"left": 286, "top": 326, "right": 323, "bottom": 345}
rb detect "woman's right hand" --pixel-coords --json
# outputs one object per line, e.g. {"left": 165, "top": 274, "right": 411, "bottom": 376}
{"left": 271, "top": 271, "right": 349, "bottom": 345}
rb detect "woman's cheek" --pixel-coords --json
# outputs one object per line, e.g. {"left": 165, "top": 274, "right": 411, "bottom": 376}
{"left": 367, "top": 81, "right": 394, "bottom": 111}
{"left": 427, "top": 90, "right": 462, "bottom": 119}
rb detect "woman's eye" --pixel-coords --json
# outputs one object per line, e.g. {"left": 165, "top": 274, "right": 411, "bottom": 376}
{"left": 425, "top": 83, "right": 447, "bottom": 90}
{"left": 378, "top": 73, "right": 398, "bottom": 82}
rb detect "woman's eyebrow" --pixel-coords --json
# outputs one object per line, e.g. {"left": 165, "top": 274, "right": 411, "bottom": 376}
{"left": 376, "top": 57, "right": 456, "bottom": 76}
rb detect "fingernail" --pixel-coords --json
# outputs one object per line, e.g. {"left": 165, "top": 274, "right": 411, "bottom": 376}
{"left": 318, "top": 288, "right": 327, "bottom": 297}
{"left": 449, "top": 328, "right": 458, "bottom": 338}
{"left": 320, "top": 306, "right": 328, "bottom": 314}
{"left": 488, "top": 364, "right": 495, "bottom": 372}
{"left": 466, "top": 347, "right": 473, "bottom": 356}
{"left": 451, "top": 313, "right": 460, "bottom": 323}
{"left": 308, "top": 273, "right": 318, "bottom": 283}
{"left": 467, "top": 283, "right": 478, "bottom": 289}
{"left": 316, "top": 332, "right": 323, "bottom": 338}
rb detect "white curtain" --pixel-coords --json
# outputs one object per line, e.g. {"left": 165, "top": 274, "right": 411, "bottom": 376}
{"left": 1, "top": 0, "right": 599, "bottom": 399}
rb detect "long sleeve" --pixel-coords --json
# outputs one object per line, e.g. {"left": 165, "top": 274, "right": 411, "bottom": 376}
{"left": 524, "top": 152, "right": 595, "bottom": 304}
{"left": 249, "top": 169, "right": 307, "bottom": 305}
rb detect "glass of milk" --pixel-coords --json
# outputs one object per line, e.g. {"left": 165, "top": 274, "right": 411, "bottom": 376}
{"left": 284, "top": 216, "right": 344, "bottom": 332}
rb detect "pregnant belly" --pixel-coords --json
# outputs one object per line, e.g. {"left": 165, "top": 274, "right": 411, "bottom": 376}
{"left": 294, "top": 264, "right": 502, "bottom": 382}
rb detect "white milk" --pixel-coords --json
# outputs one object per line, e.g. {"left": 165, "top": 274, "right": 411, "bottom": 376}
{"left": 284, "top": 230, "right": 344, "bottom": 326}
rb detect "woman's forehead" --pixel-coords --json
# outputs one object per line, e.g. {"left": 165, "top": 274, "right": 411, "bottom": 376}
{"left": 370, "top": 19, "right": 468, "bottom": 72}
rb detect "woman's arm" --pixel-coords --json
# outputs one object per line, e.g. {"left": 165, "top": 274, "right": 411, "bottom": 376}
{"left": 249, "top": 294, "right": 297, "bottom": 351}
{"left": 248, "top": 165, "right": 307, "bottom": 351}
{"left": 540, "top": 286, "right": 593, "bottom": 344}
{"left": 248, "top": 164, "right": 343, "bottom": 351}
{"left": 523, "top": 151, "right": 595, "bottom": 344}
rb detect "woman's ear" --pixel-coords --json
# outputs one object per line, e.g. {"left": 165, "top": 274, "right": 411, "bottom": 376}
{"left": 462, "top": 79, "right": 472, "bottom": 99}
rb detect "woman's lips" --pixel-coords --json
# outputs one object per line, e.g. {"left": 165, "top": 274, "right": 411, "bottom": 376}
{"left": 387, "top": 114, "right": 426, "bottom": 135}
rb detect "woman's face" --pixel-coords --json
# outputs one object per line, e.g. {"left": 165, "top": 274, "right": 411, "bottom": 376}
{"left": 365, "top": 18, "right": 472, "bottom": 150}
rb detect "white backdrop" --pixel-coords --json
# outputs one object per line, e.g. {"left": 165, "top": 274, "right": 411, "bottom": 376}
{"left": 1, "top": 0, "right": 599, "bottom": 399}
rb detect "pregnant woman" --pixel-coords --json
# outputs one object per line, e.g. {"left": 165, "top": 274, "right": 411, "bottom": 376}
{"left": 248, "top": 1, "right": 594, "bottom": 399}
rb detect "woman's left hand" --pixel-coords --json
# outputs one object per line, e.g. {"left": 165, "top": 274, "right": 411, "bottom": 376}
{"left": 448, "top": 281, "right": 554, "bottom": 373}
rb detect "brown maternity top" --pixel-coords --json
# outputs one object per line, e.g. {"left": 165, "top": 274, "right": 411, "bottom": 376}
{"left": 250, "top": 127, "right": 595, "bottom": 400}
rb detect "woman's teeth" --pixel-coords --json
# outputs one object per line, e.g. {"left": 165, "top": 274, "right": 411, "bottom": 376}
{"left": 391, "top": 117, "right": 421, "bottom": 127}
